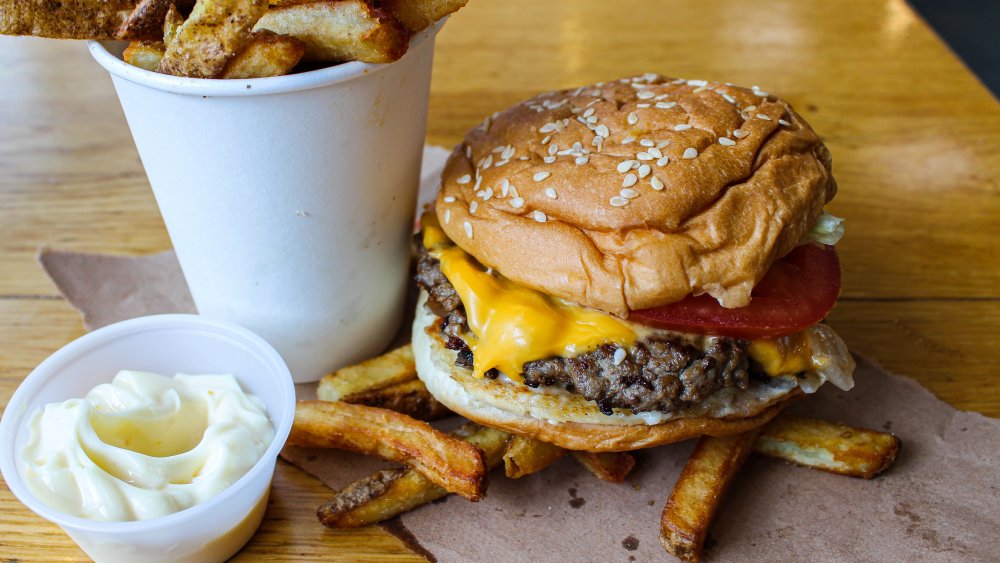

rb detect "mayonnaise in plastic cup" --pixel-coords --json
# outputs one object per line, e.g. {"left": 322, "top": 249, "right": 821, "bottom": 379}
{"left": 87, "top": 21, "right": 443, "bottom": 382}
{"left": 0, "top": 314, "right": 296, "bottom": 563}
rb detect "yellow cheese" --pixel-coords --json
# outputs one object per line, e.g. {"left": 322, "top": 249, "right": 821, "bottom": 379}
{"left": 747, "top": 334, "right": 813, "bottom": 376}
{"left": 422, "top": 213, "right": 636, "bottom": 381}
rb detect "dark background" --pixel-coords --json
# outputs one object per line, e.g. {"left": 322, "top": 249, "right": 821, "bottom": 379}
{"left": 910, "top": 0, "right": 999, "bottom": 96}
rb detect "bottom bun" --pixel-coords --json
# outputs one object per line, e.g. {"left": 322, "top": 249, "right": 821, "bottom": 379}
{"left": 412, "top": 293, "right": 800, "bottom": 451}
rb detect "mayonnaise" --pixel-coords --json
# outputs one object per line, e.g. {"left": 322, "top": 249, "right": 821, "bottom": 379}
{"left": 19, "top": 370, "right": 274, "bottom": 521}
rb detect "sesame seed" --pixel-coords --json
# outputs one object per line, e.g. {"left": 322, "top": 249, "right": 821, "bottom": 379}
{"left": 755, "top": 90, "right": 769, "bottom": 97}
{"left": 494, "top": 159, "right": 509, "bottom": 167}
{"left": 648, "top": 147, "right": 663, "bottom": 158}
{"left": 638, "top": 164, "right": 651, "bottom": 178}
{"left": 544, "top": 155, "right": 556, "bottom": 164}
{"left": 457, "top": 174, "right": 471, "bottom": 184}
{"left": 474, "top": 176, "right": 482, "bottom": 190}
{"left": 636, "top": 152, "right": 653, "bottom": 161}
{"left": 469, "top": 201, "right": 478, "bottom": 213}
{"left": 623, "top": 173, "right": 638, "bottom": 187}
{"left": 621, "top": 136, "right": 636, "bottom": 144}
{"left": 637, "top": 91, "right": 655, "bottom": 100}
{"left": 733, "top": 129, "right": 749, "bottom": 138}
{"left": 637, "top": 103, "right": 650, "bottom": 109}
{"left": 595, "top": 124, "right": 610, "bottom": 138}
{"left": 483, "top": 188, "right": 494, "bottom": 200}
{"left": 655, "top": 101, "right": 677, "bottom": 109}
{"left": 548, "top": 144, "right": 558, "bottom": 155}
{"left": 620, "top": 188, "right": 638, "bottom": 199}
{"left": 482, "top": 155, "right": 493, "bottom": 168}
{"left": 778, "top": 119, "right": 791, "bottom": 126}
{"left": 575, "top": 155, "right": 589, "bottom": 165}
{"left": 745, "top": 105, "right": 757, "bottom": 112}
{"left": 444, "top": 196, "right": 456, "bottom": 203}
{"left": 627, "top": 112, "right": 639, "bottom": 125}
{"left": 656, "top": 156, "right": 670, "bottom": 166}
{"left": 683, "top": 148, "right": 698, "bottom": 159}
{"left": 673, "top": 124, "right": 692, "bottom": 131}
{"left": 500, "top": 178, "right": 510, "bottom": 196}
{"left": 651, "top": 176, "right": 665, "bottom": 190}
{"left": 545, "top": 187, "right": 557, "bottom": 199}
{"left": 591, "top": 89, "right": 601, "bottom": 96}
{"left": 609, "top": 196, "right": 629, "bottom": 207}
{"left": 672, "top": 78, "right": 686, "bottom": 84}
{"left": 465, "top": 146, "right": 472, "bottom": 159}
{"left": 463, "top": 221, "right": 473, "bottom": 238}
{"left": 687, "top": 79, "right": 708, "bottom": 87}
{"left": 444, "top": 208, "right": 451, "bottom": 223}
{"left": 693, "top": 86, "right": 708, "bottom": 94}
{"left": 657, "top": 140, "right": 670, "bottom": 149}
{"left": 533, "top": 171, "right": 550, "bottom": 182}
{"left": 583, "top": 107, "right": 595, "bottom": 118}
{"left": 541, "top": 135, "right": 551, "bottom": 145}
{"left": 502, "top": 146, "right": 516, "bottom": 160}
{"left": 519, "top": 156, "right": 530, "bottom": 160}
{"left": 719, "top": 137, "right": 736, "bottom": 146}
{"left": 756, "top": 114, "right": 771, "bottom": 121}
{"left": 722, "top": 93, "right": 736, "bottom": 104}
{"left": 539, "top": 122, "right": 558, "bottom": 133}
{"left": 654, "top": 93, "right": 669, "bottom": 100}
{"left": 510, "top": 185, "right": 519, "bottom": 198}
{"left": 640, "top": 139, "right": 654, "bottom": 147}
{"left": 510, "top": 197, "right": 525, "bottom": 208}
{"left": 613, "top": 347, "right": 626, "bottom": 365}
{"left": 617, "top": 160, "right": 635, "bottom": 173}
{"left": 476, "top": 189, "right": 486, "bottom": 198}
{"left": 586, "top": 115, "right": 599, "bottom": 124}
{"left": 533, "top": 210, "right": 547, "bottom": 222}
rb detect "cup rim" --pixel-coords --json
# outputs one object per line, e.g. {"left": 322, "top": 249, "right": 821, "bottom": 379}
{"left": 87, "top": 18, "right": 444, "bottom": 97}
{"left": 0, "top": 314, "right": 296, "bottom": 534}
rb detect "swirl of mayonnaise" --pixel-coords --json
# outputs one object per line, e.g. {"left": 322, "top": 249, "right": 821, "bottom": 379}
{"left": 19, "top": 371, "right": 274, "bottom": 521}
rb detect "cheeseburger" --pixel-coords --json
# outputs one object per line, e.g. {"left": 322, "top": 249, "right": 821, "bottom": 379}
{"left": 412, "top": 74, "right": 854, "bottom": 451}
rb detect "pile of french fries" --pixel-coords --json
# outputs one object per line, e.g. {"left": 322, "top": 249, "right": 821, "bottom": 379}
{"left": 296, "top": 343, "right": 901, "bottom": 561}
{"left": 0, "top": 0, "right": 468, "bottom": 78}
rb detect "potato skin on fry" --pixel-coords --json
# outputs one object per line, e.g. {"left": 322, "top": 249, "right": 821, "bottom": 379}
{"left": 255, "top": 0, "right": 410, "bottom": 64}
{"left": 157, "top": 0, "right": 267, "bottom": 78}
{"left": 317, "top": 424, "right": 510, "bottom": 528}
{"left": 382, "top": 0, "right": 467, "bottom": 33}
{"left": 291, "top": 400, "right": 487, "bottom": 501}
{"left": 0, "top": 0, "right": 136, "bottom": 39}
{"left": 661, "top": 429, "right": 762, "bottom": 562}
{"left": 571, "top": 451, "right": 636, "bottom": 484}
{"left": 318, "top": 344, "right": 418, "bottom": 402}
{"left": 755, "top": 415, "right": 901, "bottom": 479}
{"left": 123, "top": 40, "right": 166, "bottom": 71}
{"left": 503, "top": 436, "right": 565, "bottom": 479}
{"left": 116, "top": 0, "right": 173, "bottom": 40}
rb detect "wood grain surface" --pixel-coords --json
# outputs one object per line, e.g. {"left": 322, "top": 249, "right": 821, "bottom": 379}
{"left": 1, "top": 0, "right": 997, "bottom": 560}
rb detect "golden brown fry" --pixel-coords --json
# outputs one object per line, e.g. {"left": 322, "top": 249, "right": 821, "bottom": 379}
{"left": 254, "top": 0, "right": 409, "bottom": 64}
{"left": 382, "top": 0, "right": 467, "bottom": 33}
{"left": 660, "top": 429, "right": 762, "bottom": 562}
{"left": 157, "top": 0, "right": 267, "bottom": 78}
{"left": 318, "top": 344, "right": 417, "bottom": 402}
{"left": 755, "top": 415, "right": 900, "bottom": 479}
{"left": 220, "top": 30, "right": 304, "bottom": 78}
{"left": 123, "top": 40, "right": 166, "bottom": 71}
{"left": 317, "top": 424, "right": 510, "bottom": 528}
{"left": 0, "top": 0, "right": 135, "bottom": 39}
{"left": 291, "top": 400, "right": 487, "bottom": 500}
{"left": 571, "top": 451, "right": 636, "bottom": 483}
{"left": 117, "top": 0, "right": 172, "bottom": 40}
{"left": 503, "top": 436, "right": 565, "bottom": 479}
{"left": 341, "top": 379, "right": 451, "bottom": 421}
{"left": 163, "top": 2, "right": 184, "bottom": 45}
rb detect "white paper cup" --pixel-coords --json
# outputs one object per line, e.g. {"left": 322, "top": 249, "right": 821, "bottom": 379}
{"left": 0, "top": 314, "right": 295, "bottom": 563}
{"left": 87, "top": 24, "right": 442, "bottom": 382}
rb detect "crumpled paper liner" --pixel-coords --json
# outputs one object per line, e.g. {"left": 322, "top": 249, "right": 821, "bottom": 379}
{"left": 39, "top": 146, "right": 1000, "bottom": 562}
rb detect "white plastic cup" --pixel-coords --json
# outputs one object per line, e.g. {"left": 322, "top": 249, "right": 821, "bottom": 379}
{"left": 0, "top": 314, "right": 295, "bottom": 563}
{"left": 87, "top": 23, "right": 442, "bottom": 382}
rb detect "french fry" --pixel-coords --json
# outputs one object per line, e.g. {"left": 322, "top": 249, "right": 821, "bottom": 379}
{"left": 254, "top": 0, "right": 409, "bottom": 64}
{"left": 291, "top": 400, "right": 487, "bottom": 500}
{"left": 503, "top": 436, "right": 565, "bottom": 479}
{"left": 220, "top": 30, "right": 305, "bottom": 78}
{"left": 0, "top": 0, "right": 136, "bottom": 39}
{"left": 571, "top": 451, "right": 636, "bottom": 483}
{"left": 123, "top": 40, "right": 166, "bottom": 71}
{"left": 339, "top": 378, "right": 451, "bottom": 421}
{"left": 660, "top": 429, "right": 762, "bottom": 562}
{"left": 382, "top": 0, "right": 467, "bottom": 33}
{"left": 755, "top": 415, "right": 900, "bottom": 479}
{"left": 317, "top": 424, "right": 510, "bottom": 527}
{"left": 163, "top": 2, "right": 184, "bottom": 45}
{"left": 318, "top": 344, "right": 417, "bottom": 402}
{"left": 157, "top": 0, "right": 267, "bottom": 78}
{"left": 116, "top": 0, "right": 173, "bottom": 40}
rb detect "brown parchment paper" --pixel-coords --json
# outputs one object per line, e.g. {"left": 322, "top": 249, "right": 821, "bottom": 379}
{"left": 39, "top": 146, "right": 1000, "bottom": 562}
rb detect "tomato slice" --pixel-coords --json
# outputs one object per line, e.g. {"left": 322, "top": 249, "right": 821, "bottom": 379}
{"left": 628, "top": 244, "right": 841, "bottom": 338}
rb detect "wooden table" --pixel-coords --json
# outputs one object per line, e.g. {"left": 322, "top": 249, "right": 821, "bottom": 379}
{"left": 1, "top": 0, "right": 997, "bottom": 559}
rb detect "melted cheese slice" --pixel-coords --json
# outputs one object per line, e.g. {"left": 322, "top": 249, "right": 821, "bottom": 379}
{"left": 422, "top": 213, "right": 813, "bottom": 381}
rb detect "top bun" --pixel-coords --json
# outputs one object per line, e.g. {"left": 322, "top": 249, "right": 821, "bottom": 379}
{"left": 435, "top": 74, "right": 836, "bottom": 317}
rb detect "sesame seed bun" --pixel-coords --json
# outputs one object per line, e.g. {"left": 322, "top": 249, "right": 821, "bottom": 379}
{"left": 434, "top": 74, "right": 835, "bottom": 317}
{"left": 412, "top": 291, "right": 801, "bottom": 451}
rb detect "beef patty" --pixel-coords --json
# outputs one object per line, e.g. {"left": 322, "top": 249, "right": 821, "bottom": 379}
{"left": 415, "top": 234, "right": 765, "bottom": 415}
